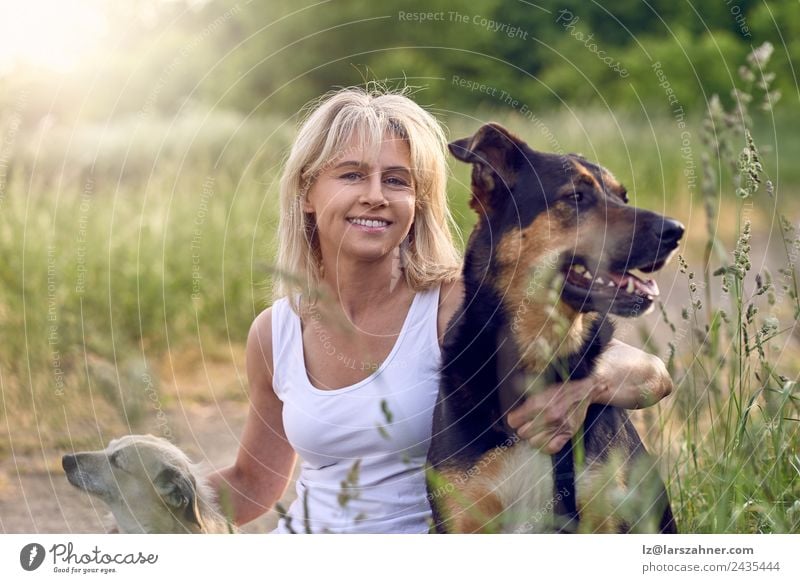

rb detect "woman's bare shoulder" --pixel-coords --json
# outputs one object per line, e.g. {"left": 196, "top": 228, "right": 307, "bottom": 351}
{"left": 249, "top": 304, "right": 274, "bottom": 340}
{"left": 437, "top": 276, "right": 465, "bottom": 347}
{"left": 246, "top": 304, "right": 275, "bottom": 386}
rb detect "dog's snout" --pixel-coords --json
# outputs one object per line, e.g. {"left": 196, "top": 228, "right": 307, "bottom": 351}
{"left": 660, "top": 218, "right": 684, "bottom": 245}
{"left": 62, "top": 454, "right": 77, "bottom": 472}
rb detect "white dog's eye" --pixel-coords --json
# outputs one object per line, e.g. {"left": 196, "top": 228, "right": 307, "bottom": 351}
{"left": 109, "top": 452, "right": 122, "bottom": 468}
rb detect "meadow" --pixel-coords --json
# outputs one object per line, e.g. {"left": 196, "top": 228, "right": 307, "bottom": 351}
{"left": 0, "top": 47, "right": 798, "bottom": 533}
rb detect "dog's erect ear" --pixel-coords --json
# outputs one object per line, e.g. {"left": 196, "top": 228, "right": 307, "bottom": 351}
{"left": 448, "top": 122, "right": 522, "bottom": 172}
{"left": 447, "top": 136, "right": 479, "bottom": 164}
{"left": 154, "top": 466, "right": 205, "bottom": 531}
{"left": 448, "top": 123, "right": 523, "bottom": 214}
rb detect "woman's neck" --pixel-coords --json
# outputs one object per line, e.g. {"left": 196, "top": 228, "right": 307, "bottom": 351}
{"left": 316, "top": 248, "right": 407, "bottom": 322}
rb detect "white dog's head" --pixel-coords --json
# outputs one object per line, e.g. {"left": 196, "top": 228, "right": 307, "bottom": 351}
{"left": 62, "top": 434, "right": 218, "bottom": 533}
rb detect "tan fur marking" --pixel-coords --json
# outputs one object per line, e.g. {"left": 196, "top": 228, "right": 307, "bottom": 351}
{"left": 453, "top": 492, "right": 505, "bottom": 533}
{"left": 494, "top": 220, "right": 584, "bottom": 372}
{"left": 469, "top": 167, "right": 497, "bottom": 213}
{"left": 599, "top": 169, "right": 622, "bottom": 193}
{"left": 576, "top": 464, "right": 622, "bottom": 533}
{"left": 572, "top": 160, "right": 602, "bottom": 190}
{"left": 434, "top": 448, "right": 512, "bottom": 533}
{"left": 576, "top": 447, "right": 633, "bottom": 533}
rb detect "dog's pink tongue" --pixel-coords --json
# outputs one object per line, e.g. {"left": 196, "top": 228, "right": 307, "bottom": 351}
{"left": 608, "top": 271, "right": 627, "bottom": 286}
{"left": 611, "top": 271, "right": 660, "bottom": 296}
{"left": 634, "top": 276, "right": 660, "bottom": 296}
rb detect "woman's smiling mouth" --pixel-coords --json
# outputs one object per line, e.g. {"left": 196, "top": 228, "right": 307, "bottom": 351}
{"left": 346, "top": 216, "right": 393, "bottom": 232}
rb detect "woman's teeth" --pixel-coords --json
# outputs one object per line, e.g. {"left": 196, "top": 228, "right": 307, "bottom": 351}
{"left": 348, "top": 218, "right": 389, "bottom": 228}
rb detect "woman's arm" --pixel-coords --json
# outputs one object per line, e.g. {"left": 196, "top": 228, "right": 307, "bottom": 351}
{"left": 590, "top": 339, "right": 673, "bottom": 408}
{"left": 505, "top": 339, "right": 673, "bottom": 454}
{"left": 205, "top": 307, "right": 297, "bottom": 526}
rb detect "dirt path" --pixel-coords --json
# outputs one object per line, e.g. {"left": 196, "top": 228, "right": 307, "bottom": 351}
{"left": 0, "top": 400, "right": 299, "bottom": 534}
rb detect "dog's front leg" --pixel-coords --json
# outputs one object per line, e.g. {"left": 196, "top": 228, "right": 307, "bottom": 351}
{"left": 431, "top": 473, "right": 505, "bottom": 534}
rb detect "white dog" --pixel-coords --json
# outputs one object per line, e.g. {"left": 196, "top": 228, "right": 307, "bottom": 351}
{"left": 62, "top": 434, "right": 235, "bottom": 533}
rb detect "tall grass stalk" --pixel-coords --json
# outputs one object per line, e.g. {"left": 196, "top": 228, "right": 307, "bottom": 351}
{"left": 663, "top": 43, "right": 799, "bottom": 533}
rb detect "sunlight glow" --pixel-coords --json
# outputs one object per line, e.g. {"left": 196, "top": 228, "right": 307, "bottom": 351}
{"left": 0, "top": 0, "right": 109, "bottom": 75}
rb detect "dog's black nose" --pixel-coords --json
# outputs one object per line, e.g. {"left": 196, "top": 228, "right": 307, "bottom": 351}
{"left": 660, "top": 218, "right": 684, "bottom": 245}
{"left": 62, "top": 454, "right": 77, "bottom": 472}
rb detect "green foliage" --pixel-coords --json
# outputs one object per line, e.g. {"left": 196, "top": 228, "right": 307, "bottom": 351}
{"left": 658, "top": 43, "right": 799, "bottom": 533}
{"left": 1, "top": 0, "right": 795, "bottom": 122}
{"left": 1, "top": 2, "right": 798, "bottom": 532}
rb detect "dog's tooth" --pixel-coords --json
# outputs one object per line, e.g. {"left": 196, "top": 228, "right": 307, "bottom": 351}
{"left": 596, "top": 277, "right": 604, "bottom": 285}
{"left": 583, "top": 271, "right": 593, "bottom": 280}
{"left": 626, "top": 279, "right": 635, "bottom": 293}
{"left": 607, "top": 280, "right": 615, "bottom": 288}
{"left": 573, "top": 265, "right": 586, "bottom": 274}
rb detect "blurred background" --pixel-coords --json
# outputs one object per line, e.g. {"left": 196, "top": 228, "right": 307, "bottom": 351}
{"left": 0, "top": 0, "right": 797, "bottom": 533}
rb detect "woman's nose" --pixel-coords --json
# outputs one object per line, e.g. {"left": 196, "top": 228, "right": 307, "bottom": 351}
{"left": 359, "top": 173, "right": 387, "bottom": 206}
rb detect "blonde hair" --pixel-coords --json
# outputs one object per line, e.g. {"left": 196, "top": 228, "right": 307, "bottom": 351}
{"left": 273, "top": 86, "right": 462, "bottom": 313}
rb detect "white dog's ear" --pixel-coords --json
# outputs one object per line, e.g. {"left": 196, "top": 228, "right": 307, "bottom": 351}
{"left": 154, "top": 466, "right": 204, "bottom": 531}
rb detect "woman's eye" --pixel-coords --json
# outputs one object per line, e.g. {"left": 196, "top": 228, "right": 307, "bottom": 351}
{"left": 385, "top": 176, "right": 410, "bottom": 187}
{"left": 340, "top": 172, "right": 363, "bottom": 181}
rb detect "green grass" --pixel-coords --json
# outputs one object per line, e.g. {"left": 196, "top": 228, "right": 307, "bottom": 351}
{"left": 0, "top": 48, "right": 798, "bottom": 531}
{"left": 649, "top": 47, "right": 799, "bottom": 533}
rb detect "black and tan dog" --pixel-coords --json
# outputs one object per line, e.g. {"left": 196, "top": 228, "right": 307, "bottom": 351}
{"left": 426, "top": 123, "right": 682, "bottom": 534}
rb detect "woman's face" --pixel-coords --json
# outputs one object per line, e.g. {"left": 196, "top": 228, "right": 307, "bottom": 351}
{"left": 303, "top": 132, "right": 416, "bottom": 266}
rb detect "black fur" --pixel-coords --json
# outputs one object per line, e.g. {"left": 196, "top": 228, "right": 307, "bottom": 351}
{"left": 428, "top": 273, "right": 676, "bottom": 533}
{"left": 426, "top": 123, "right": 678, "bottom": 534}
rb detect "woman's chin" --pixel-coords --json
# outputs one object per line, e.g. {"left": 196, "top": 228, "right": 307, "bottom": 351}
{"left": 339, "top": 241, "right": 404, "bottom": 265}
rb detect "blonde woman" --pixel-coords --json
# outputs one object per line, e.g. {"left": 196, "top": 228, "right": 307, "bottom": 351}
{"left": 206, "top": 87, "right": 673, "bottom": 533}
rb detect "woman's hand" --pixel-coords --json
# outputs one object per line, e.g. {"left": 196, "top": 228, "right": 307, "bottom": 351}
{"left": 505, "top": 340, "right": 673, "bottom": 453}
{"left": 506, "top": 376, "right": 600, "bottom": 454}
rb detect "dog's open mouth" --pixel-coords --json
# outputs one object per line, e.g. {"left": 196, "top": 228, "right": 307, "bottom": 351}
{"left": 560, "top": 257, "right": 665, "bottom": 316}
{"left": 565, "top": 262, "right": 660, "bottom": 297}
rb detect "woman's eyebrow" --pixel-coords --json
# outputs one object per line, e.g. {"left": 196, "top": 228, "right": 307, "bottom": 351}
{"left": 332, "top": 160, "right": 365, "bottom": 169}
{"left": 332, "top": 161, "right": 411, "bottom": 173}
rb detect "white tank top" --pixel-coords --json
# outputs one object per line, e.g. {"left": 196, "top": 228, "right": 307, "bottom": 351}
{"left": 269, "top": 284, "right": 442, "bottom": 533}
